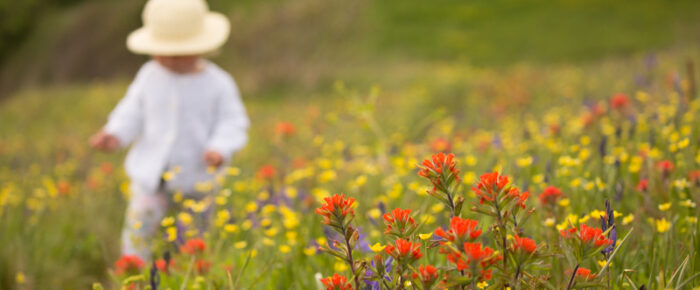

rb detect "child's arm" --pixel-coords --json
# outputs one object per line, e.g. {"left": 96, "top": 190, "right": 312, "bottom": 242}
{"left": 205, "top": 78, "right": 250, "bottom": 165}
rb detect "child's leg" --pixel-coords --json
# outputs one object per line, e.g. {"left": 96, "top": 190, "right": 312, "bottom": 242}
{"left": 121, "top": 183, "right": 167, "bottom": 261}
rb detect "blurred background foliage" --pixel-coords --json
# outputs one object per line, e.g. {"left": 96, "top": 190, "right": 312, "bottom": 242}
{"left": 1, "top": 0, "right": 700, "bottom": 99}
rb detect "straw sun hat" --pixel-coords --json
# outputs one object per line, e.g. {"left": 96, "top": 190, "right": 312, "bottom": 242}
{"left": 126, "top": 0, "right": 230, "bottom": 56}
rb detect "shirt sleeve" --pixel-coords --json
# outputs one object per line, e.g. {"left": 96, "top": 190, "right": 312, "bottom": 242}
{"left": 206, "top": 77, "right": 250, "bottom": 160}
{"left": 103, "top": 70, "right": 145, "bottom": 147}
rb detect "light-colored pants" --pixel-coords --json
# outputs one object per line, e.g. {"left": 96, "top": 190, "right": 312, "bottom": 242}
{"left": 121, "top": 183, "right": 169, "bottom": 261}
{"left": 121, "top": 182, "right": 212, "bottom": 261}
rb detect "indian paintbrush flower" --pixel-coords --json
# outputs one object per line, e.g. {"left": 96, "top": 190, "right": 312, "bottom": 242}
{"left": 385, "top": 238, "right": 422, "bottom": 265}
{"left": 316, "top": 194, "right": 356, "bottom": 230}
{"left": 114, "top": 255, "right": 145, "bottom": 276}
{"left": 538, "top": 186, "right": 563, "bottom": 205}
{"left": 383, "top": 208, "right": 418, "bottom": 239}
{"left": 320, "top": 273, "right": 354, "bottom": 290}
{"left": 472, "top": 172, "right": 510, "bottom": 204}
{"left": 180, "top": 238, "right": 206, "bottom": 255}
{"left": 412, "top": 264, "right": 439, "bottom": 288}
{"left": 434, "top": 216, "right": 482, "bottom": 246}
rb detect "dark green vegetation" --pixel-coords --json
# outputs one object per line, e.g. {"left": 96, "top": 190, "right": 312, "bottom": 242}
{"left": 2, "top": 0, "right": 700, "bottom": 98}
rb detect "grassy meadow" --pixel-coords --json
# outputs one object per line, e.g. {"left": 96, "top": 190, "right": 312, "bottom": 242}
{"left": 2, "top": 0, "right": 700, "bottom": 289}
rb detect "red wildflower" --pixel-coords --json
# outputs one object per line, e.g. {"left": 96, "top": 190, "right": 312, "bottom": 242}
{"left": 574, "top": 267, "right": 597, "bottom": 280}
{"left": 320, "top": 273, "right": 353, "bottom": 290}
{"left": 580, "top": 224, "right": 612, "bottom": 247}
{"left": 512, "top": 235, "right": 537, "bottom": 253}
{"left": 636, "top": 179, "right": 648, "bottom": 191}
{"left": 100, "top": 162, "right": 114, "bottom": 175}
{"left": 292, "top": 157, "right": 307, "bottom": 169}
{"left": 610, "top": 93, "right": 629, "bottom": 110}
{"left": 57, "top": 181, "right": 71, "bottom": 195}
{"left": 561, "top": 224, "right": 612, "bottom": 248}
{"left": 689, "top": 170, "right": 700, "bottom": 185}
{"left": 114, "top": 255, "right": 145, "bottom": 275}
{"left": 315, "top": 194, "right": 356, "bottom": 226}
{"left": 418, "top": 153, "right": 461, "bottom": 192}
{"left": 592, "top": 103, "right": 605, "bottom": 116}
{"left": 413, "top": 264, "right": 439, "bottom": 286}
{"left": 559, "top": 227, "right": 577, "bottom": 238}
{"left": 195, "top": 260, "right": 211, "bottom": 275}
{"left": 385, "top": 238, "right": 422, "bottom": 264}
{"left": 256, "top": 165, "right": 277, "bottom": 179}
{"left": 155, "top": 259, "right": 174, "bottom": 274}
{"left": 430, "top": 138, "right": 452, "bottom": 152}
{"left": 507, "top": 187, "right": 529, "bottom": 209}
{"left": 434, "top": 216, "right": 481, "bottom": 244}
{"left": 549, "top": 123, "right": 561, "bottom": 135}
{"left": 444, "top": 242, "right": 500, "bottom": 280}
{"left": 274, "top": 122, "right": 296, "bottom": 137}
{"left": 383, "top": 208, "right": 417, "bottom": 236}
{"left": 180, "top": 238, "right": 207, "bottom": 255}
{"left": 463, "top": 243, "right": 498, "bottom": 267}
{"left": 538, "top": 186, "right": 563, "bottom": 205}
{"left": 656, "top": 160, "right": 674, "bottom": 173}
{"left": 472, "top": 172, "right": 510, "bottom": 204}
{"left": 516, "top": 190, "right": 529, "bottom": 209}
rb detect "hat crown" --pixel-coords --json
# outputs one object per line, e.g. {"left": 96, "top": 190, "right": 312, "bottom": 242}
{"left": 143, "top": 0, "right": 208, "bottom": 40}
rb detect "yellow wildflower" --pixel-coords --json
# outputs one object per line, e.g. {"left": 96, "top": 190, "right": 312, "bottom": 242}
{"left": 279, "top": 245, "right": 291, "bottom": 254}
{"left": 656, "top": 218, "right": 671, "bottom": 233}
{"left": 622, "top": 214, "right": 634, "bottom": 225}
{"left": 369, "top": 243, "right": 386, "bottom": 253}
{"left": 419, "top": 232, "right": 433, "bottom": 240}
{"left": 234, "top": 241, "right": 247, "bottom": 249}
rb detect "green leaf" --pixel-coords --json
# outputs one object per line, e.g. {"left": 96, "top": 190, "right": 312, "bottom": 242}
{"left": 597, "top": 227, "right": 633, "bottom": 276}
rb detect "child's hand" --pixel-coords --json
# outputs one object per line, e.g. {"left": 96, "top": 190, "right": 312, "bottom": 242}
{"left": 203, "top": 150, "right": 223, "bottom": 167}
{"left": 89, "top": 130, "right": 120, "bottom": 152}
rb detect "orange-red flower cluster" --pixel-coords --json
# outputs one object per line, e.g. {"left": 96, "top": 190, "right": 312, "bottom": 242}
{"left": 413, "top": 264, "right": 439, "bottom": 286}
{"left": 430, "top": 138, "right": 452, "bottom": 152}
{"left": 512, "top": 235, "right": 537, "bottom": 253}
{"left": 180, "top": 238, "right": 207, "bottom": 255}
{"left": 434, "top": 216, "right": 481, "bottom": 244}
{"left": 538, "top": 186, "right": 563, "bottom": 205}
{"left": 274, "top": 121, "right": 296, "bottom": 137}
{"left": 315, "top": 194, "right": 356, "bottom": 226}
{"left": 656, "top": 160, "right": 674, "bottom": 174}
{"left": 509, "top": 187, "right": 530, "bottom": 209}
{"left": 610, "top": 93, "right": 629, "bottom": 110}
{"left": 444, "top": 242, "right": 500, "bottom": 280}
{"left": 418, "top": 153, "right": 460, "bottom": 192}
{"left": 636, "top": 179, "right": 648, "bottom": 191}
{"left": 320, "top": 273, "right": 353, "bottom": 290}
{"left": 383, "top": 208, "right": 417, "bottom": 236}
{"left": 155, "top": 258, "right": 174, "bottom": 274}
{"left": 574, "top": 267, "right": 597, "bottom": 280}
{"left": 114, "top": 255, "right": 145, "bottom": 275}
{"left": 690, "top": 170, "right": 700, "bottom": 185}
{"left": 560, "top": 224, "right": 612, "bottom": 248}
{"left": 385, "top": 238, "right": 423, "bottom": 264}
{"left": 195, "top": 260, "right": 211, "bottom": 275}
{"left": 256, "top": 164, "right": 277, "bottom": 180}
{"left": 472, "top": 172, "right": 510, "bottom": 204}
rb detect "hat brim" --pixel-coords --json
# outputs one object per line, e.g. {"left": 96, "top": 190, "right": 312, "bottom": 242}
{"left": 127, "top": 12, "right": 230, "bottom": 56}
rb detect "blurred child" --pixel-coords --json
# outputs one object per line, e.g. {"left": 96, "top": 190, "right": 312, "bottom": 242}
{"left": 89, "top": 0, "right": 249, "bottom": 260}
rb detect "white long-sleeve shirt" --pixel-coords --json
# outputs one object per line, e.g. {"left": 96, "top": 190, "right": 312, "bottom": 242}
{"left": 104, "top": 60, "right": 249, "bottom": 193}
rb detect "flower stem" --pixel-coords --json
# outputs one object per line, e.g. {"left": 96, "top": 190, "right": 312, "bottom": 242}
{"left": 341, "top": 224, "right": 360, "bottom": 290}
{"left": 566, "top": 264, "right": 579, "bottom": 290}
{"left": 494, "top": 200, "right": 508, "bottom": 273}
{"left": 446, "top": 192, "right": 457, "bottom": 217}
